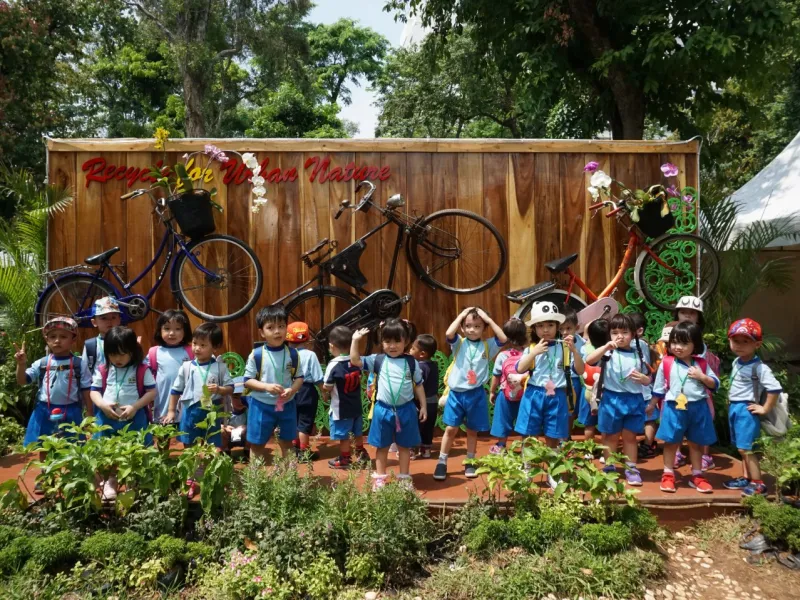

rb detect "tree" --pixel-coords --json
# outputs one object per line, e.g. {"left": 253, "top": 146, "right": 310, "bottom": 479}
{"left": 308, "top": 18, "right": 389, "bottom": 106}
{"left": 386, "top": 0, "right": 793, "bottom": 139}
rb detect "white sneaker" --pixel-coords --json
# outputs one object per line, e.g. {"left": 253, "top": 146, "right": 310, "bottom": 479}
{"left": 101, "top": 477, "right": 118, "bottom": 501}
{"left": 599, "top": 455, "right": 606, "bottom": 464}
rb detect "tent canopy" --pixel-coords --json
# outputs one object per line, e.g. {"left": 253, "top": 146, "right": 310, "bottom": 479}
{"left": 730, "top": 129, "right": 800, "bottom": 248}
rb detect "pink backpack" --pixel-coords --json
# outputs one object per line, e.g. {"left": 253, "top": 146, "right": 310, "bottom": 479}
{"left": 661, "top": 355, "right": 712, "bottom": 413}
{"left": 500, "top": 349, "right": 526, "bottom": 402}
{"left": 147, "top": 345, "right": 194, "bottom": 377}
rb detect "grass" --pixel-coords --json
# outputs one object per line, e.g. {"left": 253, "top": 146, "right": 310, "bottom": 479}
{"left": 687, "top": 514, "right": 755, "bottom": 551}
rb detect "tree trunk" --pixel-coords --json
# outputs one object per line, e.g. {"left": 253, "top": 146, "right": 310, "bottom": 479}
{"left": 182, "top": 68, "right": 207, "bottom": 137}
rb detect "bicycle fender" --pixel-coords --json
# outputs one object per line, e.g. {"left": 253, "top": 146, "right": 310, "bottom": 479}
{"left": 511, "top": 289, "right": 587, "bottom": 321}
{"left": 35, "top": 273, "right": 122, "bottom": 327}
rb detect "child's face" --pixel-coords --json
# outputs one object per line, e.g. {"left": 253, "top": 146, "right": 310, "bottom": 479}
{"left": 535, "top": 321, "right": 558, "bottom": 341}
{"left": 729, "top": 335, "right": 761, "bottom": 359}
{"left": 45, "top": 330, "right": 75, "bottom": 356}
{"left": 161, "top": 319, "right": 186, "bottom": 346}
{"left": 669, "top": 339, "right": 693, "bottom": 360}
{"left": 677, "top": 309, "right": 700, "bottom": 324}
{"left": 382, "top": 336, "right": 406, "bottom": 358}
{"left": 462, "top": 313, "right": 486, "bottom": 340}
{"left": 610, "top": 327, "right": 633, "bottom": 348}
{"left": 107, "top": 352, "right": 133, "bottom": 368}
{"left": 409, "top": 342, "right": 427, "bottom": 360}
{"left": 192, "top": 337, "right": 217, "bottom": 362}
{"left": 260, "top": 321, "right": 287, "bottom": 347}
{"left": 92, "top": 312, "right": 121, "bottom": 334}
{"left": 560, "top": 322, "right": 577, "bottom": 337}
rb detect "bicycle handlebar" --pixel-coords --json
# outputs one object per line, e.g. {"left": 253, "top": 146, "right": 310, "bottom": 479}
{"left": 121, "top": 189, "right": 145, "bottom": 200}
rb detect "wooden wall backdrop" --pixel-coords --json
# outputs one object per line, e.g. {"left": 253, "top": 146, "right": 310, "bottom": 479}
{"left": 47, "top": 138, "right": 700, "bottom": 358}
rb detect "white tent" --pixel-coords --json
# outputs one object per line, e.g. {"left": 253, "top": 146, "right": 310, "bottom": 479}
{"left": 729, "top": 129, "right": 800, "bottom": 247}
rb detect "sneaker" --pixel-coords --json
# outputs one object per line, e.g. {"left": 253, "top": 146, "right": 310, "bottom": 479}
{"left": 701, "top": 454, "right": 715, "bottom": 471}
{"left": 397, "top": 476, "right": 415, "bottom": 491}
{"left": 674, "top": 450, "right": 687, "bottom": 468}
{"left": 660, "top": 472, "right": 676, "bottom": 493}
{"left": 602, "top": 464, "right": 617, "bottom": 474}
{"left": 464, "top": 463, "right": 478, "bottom": 479}
{"left": 625, "top": 467, "right": 643, "bottom": 486}
{"left": 389, "top": 442, "right": 399, "bottom": 455}
{"left": 723, "top": 477, "right": 751, "bottom": 490}
{"left": 371, "top": 475, "right": 388, "bottom": 492}
{"left": 489, "top": 444, "right": 506, "bottom": 455}
{"left": 101, "top": 477, "right": 118, "bottom": 501}
{"left": 354, "top": 447, "right": 371, "bottom": 466}
{"left": 433, "top": 462, "right": 448, "bottom": 481}
{"left": 638, "top": 441, "right": 657, "bottom": 459}
{"left": 689, "top": 474, "right": 713, "bottom": 494}
{"left": 742, "top": 482, "right": 768, "bottom": 497}
{"left": 409, "top": 447, "right": 420, "bottom": 460}
{"left": 420, "top": 446, "right": 432, "bottom": 459}
{"left": 328, "top": 455, "right": 352, "bottom": 470}
{"left": 599, "top": 455, "right": 606, "bottom": 464}
{"left": 186, "top": 479, "right": 200, "bottom": 500}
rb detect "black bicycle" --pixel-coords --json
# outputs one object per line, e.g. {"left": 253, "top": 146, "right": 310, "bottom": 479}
{"left": 276, "top": 181, "right": 507, "bottom": 356}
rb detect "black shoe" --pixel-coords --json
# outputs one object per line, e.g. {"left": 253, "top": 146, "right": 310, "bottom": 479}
{"left": 433, "top": 462, "right": 447, "bottom": 481}
{"left": 328, "top": 455, "right": 352, "bottom": 470}
{"left": 638, "top": 441, "right": 656, "bottom": 459}
{"left": 464, "top": 464, "right": 478, "bottom": 479}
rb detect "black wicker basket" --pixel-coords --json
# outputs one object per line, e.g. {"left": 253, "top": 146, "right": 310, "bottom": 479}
{"left": 168, "top": 190, "right": 216, "bottom": 239}
{"left": 636, "top": 201, "right": 675, "bottom": 239}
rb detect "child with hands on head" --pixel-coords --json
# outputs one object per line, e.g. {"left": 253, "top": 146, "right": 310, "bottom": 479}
{"left": 584, "top": 313, "right": 651, "bottom": 486}
{"left": 435, "top": 306, "right": 507, "bottom": 482}
{"left": 351, "top": 319, "right": 426, "bottom": 491}
{"left": 148, "top": 309, "right": 194, "bottom": 423}
{"left": 488, "top": 318, "right": 528, "bottom": 453}
{"left": 576, "top": 318, "right": 611, "bottom": 443}
{"left": 650, "top": 322, "right": 719, "bottom": 494}
{"left": 243, "top": 304, "right": 304, "bottom": 462}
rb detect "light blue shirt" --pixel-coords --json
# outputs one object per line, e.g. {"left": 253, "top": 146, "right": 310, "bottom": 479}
{"left": 634, "top": 338, "right": 653, "bottom": 401}
{"left": 573, "top": 334, "right": 586, "bottom": 352}
{"left": 26, "top": 355, "right": 92, "bottom": 405}
{"left": 652, "top": 358, "right": 719, "bottom": 403}
{"left": 171, "top": 358, "right": 233, "bottom": 408}
{"left": 147, "top": 345, "right": 193, "bottom": 420}
{"left": 518, "top": 343, "right": 575, "bottom": 389}
{"left": 298, "top": 348, "right": 323, "bottom": 384}
{"left": 81, "top": 335, "right": 105, "bottom": 374}
{"left": 728, "top": 357, "right": 782, "bottom": 403}
{"left": 446, "top": 335, "right": 502, "bottom": 392}
{"left": 244, "top": 344, "right": 302, "bottom": 405}
{"left": 602, "top": 347, "right": 648, "bottom": 395}
{"left": 362, "top": 354, "right": 422, "bottom": 407}
{"left": 91, "top": 363, "right": 156, "bottom": 409}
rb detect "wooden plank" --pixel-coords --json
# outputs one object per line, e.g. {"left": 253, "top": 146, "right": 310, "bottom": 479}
{"left": 406, "top": 152, "right": 435, "bottom": 337}
{"left": 279, "top": 152, "right": 304, "bottom": 300}
{"left": 560, "top": 154, "right": 586, "bottom": 301}
{"left": 254, "top": 152, "right": 281, "bottom": 312}
{"left": 428, "top": 153, "right": 458, "bottom": 342}
{"left": 352, "top": 152, "right": 382, "bottom": 299}
{"left": 380, "top": 153, "right": 408, "bottom": 303}
{"left": 74, "top": 152, "right": 104, "bottom": 266}
{"left": 533, "top": 154, "right": 561, "bottom": 285}
{"left": 456, "top": 153, "right": 483, "bottom": 314}
{"left": 584, "top": 154, "right": 611, "bottom": 296}
{"left": 149, "top": 152, "right": 179, "bottom": 335}
{"left": 47, "top": 152, "right": 77, "bottom": 271}
{"left": 508, "top": 153, "right": 536, "bottom": 315}
{"left": 482, "top": 153, "right": 510, "bottom": 321}
{"left": 225, "top": 157, "right": 253, "bottom": 358}
{"left": 327, "top": 152, "right": 355, "bottom": 319}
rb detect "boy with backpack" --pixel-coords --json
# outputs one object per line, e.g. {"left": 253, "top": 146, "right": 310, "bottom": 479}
{"left": 82, "top": 296, "right": 123, "bottom": 375}
{"left": 409, "top": 334, "right": 440, "bottom": 459}
{"left": 488, "top": 318, "right": 528, "bottom": 453}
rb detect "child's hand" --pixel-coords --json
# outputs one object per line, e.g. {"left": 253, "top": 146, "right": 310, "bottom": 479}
{"left": 137, "top": 336, "right": 142, "bottom": 345}
{"left": 461, "top": 306, "right": 473, "bottom": 317}
{"left": 645, "top": 399, "right": 658, "bottom": 416}
{"left": 419, "top": 404, "right": 427, "bottom": 422}
{"left": 12, "top": 342, "right": 26, "bottom": 365}
{"left": 687, "top": 366, "right": 703, "bottom": 381}
{"left": 163, "top": 411, "right": 176, "bottom": 424}
{"left": 99, "top": 402, "right": 119, "bottom": 420}
{"left": 117, "top": 405, "right": 136, "bottom": 421}
{"left": 279, "top": 387, "right": 295, "bottom": 401}
{"left": 353, "top": 327, "right": 370, "bottom": 341}
{"left": 264, "top": 383, "right": 284, "bottom": 395}
{"left": 629, "top": 370, "right": 651, "bottom": 385}
{"left": 475, "top": 307, "right": 490, "bottom": 322}
{"left": 563, "top": 335, "right": 575, "bottom": 350}
{"left": 605, "top": 340, "right": 618, "bottom": 351}
{"left": 207, "top": 383, "right": 220, "bottom": 394}
{"left": 489, "top": 392, "right": 496, "bottom": 405}
{"left": 747, "top": 403, "right": 769, "bottom": 416}
{"left": 530, "top": 339, "right": 549, "bottom": 357}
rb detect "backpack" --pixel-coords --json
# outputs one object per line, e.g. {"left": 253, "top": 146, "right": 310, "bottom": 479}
{"left": 84, "top": 337, "right": 100, "bottom": 373}
{"left": 147, "top": 345, "right": 194, "bottom": 378}
{"left": 37, "top": 356, "right": 84, "bottom": 389}
{"left": 662, "top": 355, "right": 709, "bottom": 386}
{"left": 589, "top": 354, "right": 611, "bottom": 412}
{"left": 438, "top": 339, "right": 490, "bottom": 407}
{"left": 367, "top": 354, "right": 418, "bottom": 418}
{"left": 500, "top": 349, "right": 526, "bottom": 402}
{"left": 97, "top": 363, "right": 149, "bottom": 398}
{"left": 751, "top": 363, "right": 791, "bottom": 437}
{"left": 253, "top": 344, "right": 299, "bottom": 381}
{"left": 562, "top": 341, "right": 576, "bottom": 412}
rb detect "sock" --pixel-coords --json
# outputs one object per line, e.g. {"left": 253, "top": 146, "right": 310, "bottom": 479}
{"left": 299, "top": 443, "right": 308, "bottom": 450}
{"left": 692, "top": 469, "right": 702, "bottom": 477}
{"left": 663, "top": 467, "right": 674, "bottom": 474}
{"left": 371, "top": 473, "right": 388, "bottom": 480}
{"left": 438, "top": 453, "right": 448, "bottom": 464}
{"left": 752, "top": 479, "right": 764, "bottom": 485}
{"left": 341, "top": 451, "right": 351, "bottom": 458}
{"left": 397, "top": 473, "right": 412, "bottom": 480}
{"left": 467, "top": 452, "right": 476, "bottom": 460}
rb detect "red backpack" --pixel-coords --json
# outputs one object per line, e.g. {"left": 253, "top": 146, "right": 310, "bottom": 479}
{"left": 97, "top": 363, "right": 152, "bottom": 419}
{"left": 147, "top": 345, "right": 194, "bottom": 377}
{"left": 500, "top": 349, "right": 526, "bottom": 402}
{"left": 660, "top": 355, "right": 709, "bottom": 410}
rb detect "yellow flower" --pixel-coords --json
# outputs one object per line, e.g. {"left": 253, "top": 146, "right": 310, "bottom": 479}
{"left": 153, "top": 127, "right": 170, "bottom": 151}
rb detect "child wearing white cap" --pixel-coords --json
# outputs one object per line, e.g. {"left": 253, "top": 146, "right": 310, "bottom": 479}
{"left": 82, "top": 296, "right": 122, "bottom": 375}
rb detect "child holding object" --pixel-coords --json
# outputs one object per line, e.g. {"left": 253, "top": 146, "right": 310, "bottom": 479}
{"left": 488, "top": 318, "right": 528, "bottom": 453}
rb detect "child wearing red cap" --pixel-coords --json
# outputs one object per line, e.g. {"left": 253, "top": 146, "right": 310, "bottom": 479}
{"left": 723, "top": 318, "right": 782, "bottom": 496}
{"left": 286, "top": 322, "right": 324, "bottom": 460}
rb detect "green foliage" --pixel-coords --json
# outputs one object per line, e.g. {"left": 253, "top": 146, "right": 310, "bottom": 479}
{"left": 0, "top": 414, "right": 24, "bottom": 455}
{"left": 0, "top": 536, "right": 32, "bottom": 574}
{"left": 301, "top": 553, "right": 343, "bottom": 600}
{"left": 79, "top": 530, "right": 149, "bottom": 565}
{"left": 614, "top": 504, "right": 660, "bottom": 546}
{"left": 148, "top": 534, "right": 186, "bottom": 569}
{"left": 345, "top": 552, "right": 382, "bottom": 587}
{"left": 28, "top": 531, "right": 80, "bottom": 571}
{"left": 744, "top": 494, "right": 800, "bottom": 552}
{"left": 758, "top": 425, "right": 800, "bottom": 497}
{"left": 0, "top": 525, "right": 24, "bottom": 549}
{"left": 186, "top": 541, "right": 214, "bottom": 564}
{"left": 579, "top": 522, "right": 632, "bottom": 555}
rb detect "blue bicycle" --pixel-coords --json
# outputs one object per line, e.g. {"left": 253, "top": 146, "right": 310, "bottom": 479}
{"left": 35, "top": 188, "right": 263, "bottom": 326}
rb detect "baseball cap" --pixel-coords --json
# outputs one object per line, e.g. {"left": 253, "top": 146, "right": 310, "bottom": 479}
{"left": 727, "top": 318, "right": 762, "bottom": 342}
{"left": 286, "top": 322, "right": 310, "bottom": 343}
{"left": 43, "top": 316, "right": 78, "bottom": 337}
{"left": 93, "top": 296, "right": 121, "bottom": 316}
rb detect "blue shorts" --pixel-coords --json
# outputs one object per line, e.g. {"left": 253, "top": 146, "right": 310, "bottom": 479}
{"left": 577, "top": 393, "right": 598, "bottom": 427}
{"left": 569, "top": 376, "right": 582, "bottom": 417}
{"left": 247, "top": 399, "right": 297, "bottom": 445}
{"left": 368, "top": 401, "right": 421, "bottom": 449}
{"left": 490, "top": 395, "right": 522, "bottom": 438}
{"left": 23, "top": 402, "right": 83, "bottom": 446}
{"left": 180, "top": 402, "right": 223, "bottom": 447}
{"left": 95, "top": 408, "right": 152, "bottom": 444}
{"left": 514, "top": 385, "right": 569, "bottom": 440}
{"left": 729, "top": 402, "right": 761, "bottom": 451}
{"left": 597, "top": 390, "right": 645, "bottom": 435}
{"left": 442, "top": 387, "right": 490, "bottom": 432}
{"left": 645, "top": 399, "right": 660, "bottom": 423}
{"left": 656, "top": 400, "right": 717, "bottom": 446}
{"left": 329, "top": 414, "right": 363, "bottom": 440}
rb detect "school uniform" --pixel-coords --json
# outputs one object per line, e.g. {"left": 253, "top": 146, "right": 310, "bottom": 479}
{"left": 91, "top": 363, "right": 156, "bottom": 440}
{"left": 577, "top": 344, "right": 599, "bottom": 427}
{"left": 489, "top": 349, "right": 524, "bottom": 439}
{"left": 147, "top": 345, "right": 193, "bottom": 422}
{"left": 416, "top": 359, "right": 439, "bottom": 446}
{"left": 295, "top": 348, "right": 324, "bottom": 435}
{"left": 361, "top": 354, "right": 423, "bottom": 449}
{"left": 727, "top": 357, "right": 782, "bottom": 451}
{"left": 569, "top": 335, "right": 585, "bottom": 418}
{"left": 596, "top": 348, "right": 647, "bottom": 435}
{"left": 635, "top": 338, "right": 658, "bottom": 422}
{"left": 652, "top": 358, "right": 718, "bottom": 446}
{"left": 324, "top": 356, "right": 363, "bottom": 440}
{"left": 442, "top": 335, "right": 502, "bottom": 432}
{"left": 171, "top": 358, "right": 233, "bottom": 446}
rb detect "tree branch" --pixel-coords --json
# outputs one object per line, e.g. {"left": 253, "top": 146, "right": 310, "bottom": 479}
{"left": 213, "top": 47, "right": 241, "bottom": 62}
{"left": 123, "top": 1, "right": 174, "bottom": 41}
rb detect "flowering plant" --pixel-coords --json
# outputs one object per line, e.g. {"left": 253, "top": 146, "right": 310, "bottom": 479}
{"left": 584, "top": 161, "right": 696, "bottom": 223}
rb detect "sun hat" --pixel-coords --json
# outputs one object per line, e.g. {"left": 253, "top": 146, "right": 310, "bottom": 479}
{"left": 728, "top": 318, "right": 762, "bottom": 342}
{"left": 92, "top": 296, "right": 121, "bottom": 316}
{"left": 660, "top": 320, "right": 679, "bottom": 342}
{"left": 286, "top": 322, "right": 310, "bottom": 343}
{"left": 525, "top": 301, "right": 565, "bottom": 326}
{"left": 675, "top": 296, "right": 703, "bottom": 313}
{"left": 43, "top": 316, "right": 78, "bottom": 337}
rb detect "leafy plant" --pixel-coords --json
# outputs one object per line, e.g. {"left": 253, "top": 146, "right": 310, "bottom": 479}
{"left": 744, "top": 494, "right": 800, "bottom": 552}
{"left": 758, "top": 425, "right": 800, "bottom": 498}
{"left": 148, "top": 534, "right": 186, "bottom": 569}
{"left": 28, "top": 531, "right": 80, "bottom": 571}
{"left": 79, "top": 530, "right": 149, "bottom": 565}
{"left": 0, "top": 414, "right": 23, "bottom": 455}
{"left": 579, "top": 522, "right": 632, "bottom": 554}
{"left": 0, "top": 536, "right": 32, "bottom": 574}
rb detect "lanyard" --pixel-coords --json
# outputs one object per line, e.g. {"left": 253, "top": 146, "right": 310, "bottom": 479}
{"left": 676, "top": 359, "right": 693, "bottom": 392}
{"left": 465, "top": 340, "right": 482, "bottom": 368}
{"left": 266, "top": 346, "right": 287, "bottom": 384}
{"left": 730, "top": 359, "right": 755, "bottom": 384}
{"left": 114, "top": 366, "right": 131, "bottom": 402}
{"left": 542, "top": 346, "right": 556, "bottom": 377}
{"left": 615, "top": 351, "right": 632, "bottom": 383}
{"left": 45, "top": 355, "right": 74, "bottom": 409}
{"left": 382, "top": 358, "right": 407, "bottom": 407}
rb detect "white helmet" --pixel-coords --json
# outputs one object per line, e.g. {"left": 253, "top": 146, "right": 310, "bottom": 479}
{"left": 676, "top": 296, "right": 703, "bottom": 313}
{"left": 525, "top": 301, "right": 565, "bottom": 326}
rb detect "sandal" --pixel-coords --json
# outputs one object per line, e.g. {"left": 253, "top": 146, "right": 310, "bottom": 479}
{"left": 740, "top": 534, "right": 774, "bottom": 553}
{"left": 778, "top": 552, "right": 800, "bottom": 570}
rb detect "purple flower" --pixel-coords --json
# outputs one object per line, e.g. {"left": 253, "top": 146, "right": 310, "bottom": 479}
{"left": 669, "top": 202, "right": 679, "bottom": 212}
{"left": 666, "top": 185, "right": 679, "bottom": 198}
{"left": 661, "top": 162, "right": 679, "bottom": 177}
{"left": 682, "top": 193, "right": 694, "bottom": 204}
{"left": 583, "top": 161, "right": 599, "bottom": 172}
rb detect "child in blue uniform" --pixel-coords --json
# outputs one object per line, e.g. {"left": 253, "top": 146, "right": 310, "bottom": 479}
{"left": 488, "top": 318, "right": 528, "bottom": 453}
{"left": 147, "top": 309, "right": 193, "bottom": 423}
{"left": 650, "top": 322, "right": 719, "bottom": 494}
{"left": 351, "top": 319, "right": 426, "bottom": 490}
{"left": 286, "top": 322, "right": 324, "bottom": 461}
{"left": 559, "top": 306, "right": 584, "bottom": 440}
{"left": 577, "top": 319, "right": 611, "bottom": 443}
{"left": 409, "top": 334, "right": 440, "bottom": 459}
{"left": 82, "top": 296, "right": 123, "bottom": 375}
{"left": 435, "top": 306, "right": 507, "bottom": 481}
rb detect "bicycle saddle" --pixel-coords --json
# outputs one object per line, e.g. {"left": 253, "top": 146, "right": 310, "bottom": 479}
{"left": 85, "top": 247, "right": 120, "bottom": 265}
{"left": 544, "top": 253, "right": 578, "bottom": 274}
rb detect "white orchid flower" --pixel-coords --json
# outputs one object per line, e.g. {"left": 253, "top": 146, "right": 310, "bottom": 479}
{"left": 251, "top": 165, "right": 261, "bottom": 177}
{"left": 242, "top": 153, "right": 259, "bottom": 169}
{"left": 590, "top": 170, "right": 612, "bottom": 189}
{"left": 250, "top": 175, "right": 265, "bottom": 187}
{"left": 252, "top": 185, "right": 266, "bottom": 197}
{"left": 588, "top": 186, "right": 600, "bottom": 199}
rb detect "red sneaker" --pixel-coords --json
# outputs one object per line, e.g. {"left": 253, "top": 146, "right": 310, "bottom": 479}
{"left": 690, "top": 474, "right": 713, "bottom": 494}
{"left": 186, "top": 478, "right": 200, "bottom": 500}
{"left": 660, "top": 472, "right": 676, "bottom": 493}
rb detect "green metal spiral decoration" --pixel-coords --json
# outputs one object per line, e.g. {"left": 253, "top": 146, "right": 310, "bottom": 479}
{"left": 220, "top": 352, "right": 246, "bottom": 378}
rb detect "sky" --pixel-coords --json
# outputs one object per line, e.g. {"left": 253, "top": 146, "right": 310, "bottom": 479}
{"left": 308, "top": 0, "right": 406, "bottom": 138}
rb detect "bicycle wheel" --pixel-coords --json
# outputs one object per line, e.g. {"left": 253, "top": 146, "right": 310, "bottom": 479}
{"left": 634, "top": 233, "right": 720, "bottom": 311}
{"left": 513, "top": 291, "right": 587, "bottom": 324}
{"left": 284, "top": 286, "right": 372, "bottom": 359}
{"left": 173, "top": 234, "right": 263, "bottom": 323}
{"left": 36, "top": 274, "right": 118, "bottom": 327}
{"left": 407, "top": 209, "right": 507, "bottom": 294}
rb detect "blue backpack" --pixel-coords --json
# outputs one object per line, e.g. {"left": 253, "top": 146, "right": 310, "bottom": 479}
{"left": 253, "top": 344, "right": 299, "bottom": 381}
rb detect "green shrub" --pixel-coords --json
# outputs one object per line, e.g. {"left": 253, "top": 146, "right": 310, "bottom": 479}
{"left": 28, "top": 531, "right": 79, "bottom": 571}
{"left": 0, "top": 525, "right": 24, "bottom": 549}
{"left": 511, "top": 512, "right": 579, "bottom": 554}
{"left": 579, "top": 522, "right": 632, "bottom": 554}
{"left": 148, "top": 535, "right": 186, "bottom": 568}
{"left": 345, "top": 552, "right": 382, "bottom": 587}
{"left": 744, "top": 494, "right": 800, "bottom": 552}
{"left": 297, "top": 554, "right": 342, "bottom": 600}
{"left": 0, "top": 415, "right": 24, "bottom": 455}
{"left": 0, "top": 537, "right": 32, "bottom": 573}
{"left": 615, "top": 504, "right": 660, "bottom": 545}
{"left": 80, "top": 531, "right": 148, "bottom": 564}
{"left": 464, "top": 515, "right": 514, "bottom": 554}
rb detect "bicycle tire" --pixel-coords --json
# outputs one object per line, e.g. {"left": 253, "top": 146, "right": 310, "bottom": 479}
{"left": 512, "top": 291, "right": 587, "bottom": 324}
{"left": 173, "top": 234, "right": 263, "bottom": 323}
{"left": 284, "top": 286, "right": 369, "bottom": 359}
{"left": 36, "top": 274, "right": 118, "bottom": 327}
{"left": 407, "top": 209, "right": 508, "bottom": 294}
{"left": 634, "top": 233, "right": 720, "bottom": 311}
